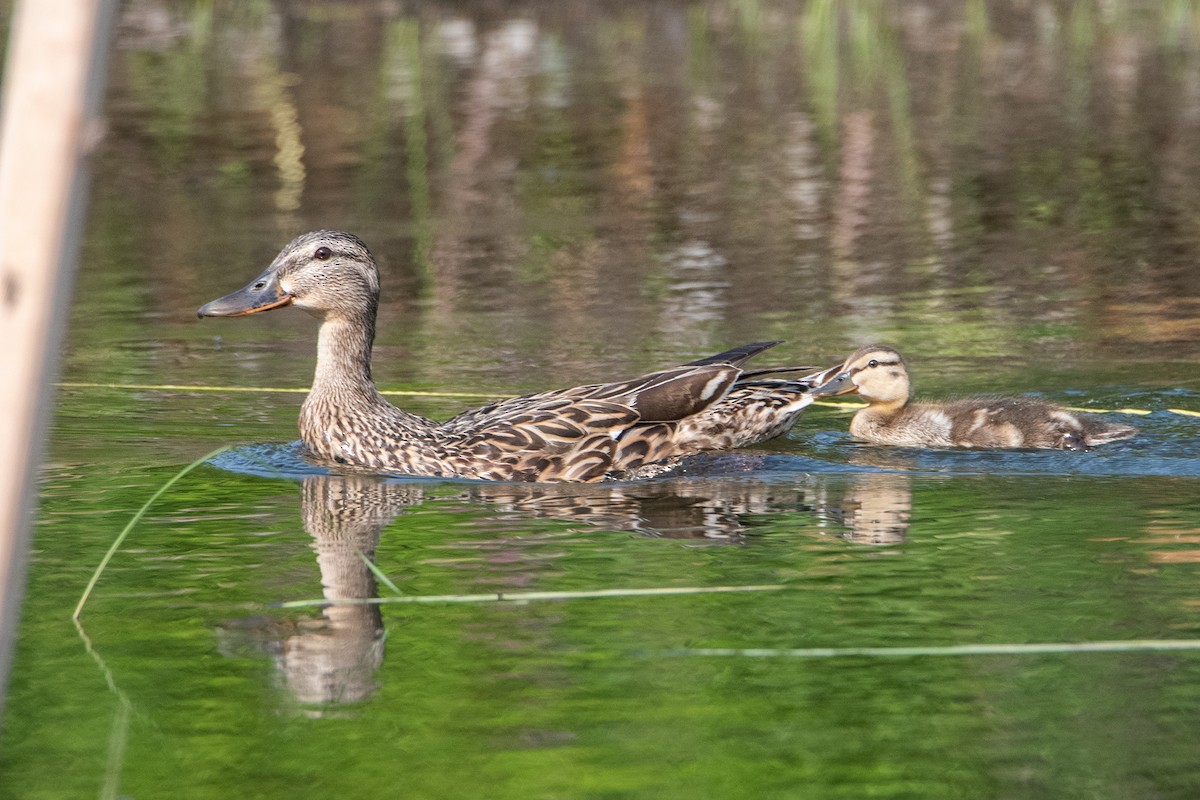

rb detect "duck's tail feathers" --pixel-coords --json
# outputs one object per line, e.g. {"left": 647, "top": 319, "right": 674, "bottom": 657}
{"left": 1084, "top": 422, "right": 1139, "bottom": 445}
{"left": 737, "top": 365, "right": 819, "bottom": 380}
{"left": 686, "top": 341, "right": 782, "bottom": 368}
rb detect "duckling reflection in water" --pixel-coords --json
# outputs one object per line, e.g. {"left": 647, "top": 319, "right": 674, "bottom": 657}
{"left": 834, "top": 472, "right": 911, "bottom": 545}
{"left": 198, "top": 231, "right": 826, "bottom": 482}
{"left": 810, "top": 345, "right": 1138, "bottom": 450}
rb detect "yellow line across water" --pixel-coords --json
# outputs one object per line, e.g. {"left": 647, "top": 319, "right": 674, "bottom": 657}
{"left": 55, "top": 381, "right": 1196, "bottom": 416}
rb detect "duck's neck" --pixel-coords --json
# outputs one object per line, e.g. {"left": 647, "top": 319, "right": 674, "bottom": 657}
{"left": 300, "top": 308, "right": 439, "bottom": 464}
{"left": 311, "top": 312, "right": 380, "bottom": 401}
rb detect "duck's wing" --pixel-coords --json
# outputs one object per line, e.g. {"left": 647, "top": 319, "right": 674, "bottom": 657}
{"left": 443, "top": 362, "right": 746, "bottom": 435}
{"left": 439, "top": 344, "right": 830, "bottom": 481}
{"left": 440, "top": 362, "right": 750, "bottom": 481}
{"left": 444, "top": 342, "right": 792, "bottom": 430}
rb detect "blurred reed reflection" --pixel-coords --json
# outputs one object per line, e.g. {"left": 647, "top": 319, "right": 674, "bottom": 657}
{"left": 221, "top": 467, "right": 912, "bottom": 707}
{"left": 92, "top": 0, "right": 1200, "bottom": 403}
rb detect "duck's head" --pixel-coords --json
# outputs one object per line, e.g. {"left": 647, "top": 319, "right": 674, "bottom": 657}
{"left": 809, "top": 345, "right": 911, "bottom": 405}
{"left": 198, "top": 230, "right": 379, "bottom": 321}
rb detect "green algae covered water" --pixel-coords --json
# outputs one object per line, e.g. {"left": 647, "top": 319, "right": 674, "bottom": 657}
{"left": 5, "top": 2, "right": 1200, "bottom": 797}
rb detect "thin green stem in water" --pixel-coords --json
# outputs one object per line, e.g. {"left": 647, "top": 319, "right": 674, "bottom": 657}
{"left": 276, "top": 584, "right": 788, "bottom": 608}
{"left": 664, "top": 641, "right": 1200, "bottom": 658}
{"left": 356, "top": 548, "right": 404, "bottom": 596}
{"left": 73, "top": 445, "right": 229, "bottom": 620}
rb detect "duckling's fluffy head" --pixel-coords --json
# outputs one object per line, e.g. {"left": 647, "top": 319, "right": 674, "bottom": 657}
{"left": 272, "top": 230, "right": 380, "bottom": 320}
{"left": 817, "top": 344, "right": 912, "bottom": 405}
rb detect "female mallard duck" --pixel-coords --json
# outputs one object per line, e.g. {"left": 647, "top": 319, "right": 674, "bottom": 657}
{"left": 809, "top": 344, "right": 1138, "bottom": 450}
{"left": 199, "top": 230, "right": 823, "bottom": 482}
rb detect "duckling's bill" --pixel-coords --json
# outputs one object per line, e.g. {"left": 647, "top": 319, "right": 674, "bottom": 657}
{"left": 197, "top": 269, "right": 293, "bottom": 318}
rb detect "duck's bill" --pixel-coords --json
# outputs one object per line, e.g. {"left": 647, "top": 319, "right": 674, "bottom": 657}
{"left": 806, "top": 365, "right": 856, "bottom": 397}
{"left": 197, "top": 270, "right": 293, "bottom": 318}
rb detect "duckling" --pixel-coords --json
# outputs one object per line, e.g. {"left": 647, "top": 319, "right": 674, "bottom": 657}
{"left": 198, "top": 230, "right": 824, "bottom": 482}
{"left": 809, "top": 345, "right": 1137, "bottom": 450}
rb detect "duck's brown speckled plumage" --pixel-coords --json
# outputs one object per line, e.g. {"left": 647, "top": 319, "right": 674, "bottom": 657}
{"left": 199, "top": 231, "right": 823, "bottom": 482}
{"left": 810, "top": 344, "right": 1138, "bottom": 450}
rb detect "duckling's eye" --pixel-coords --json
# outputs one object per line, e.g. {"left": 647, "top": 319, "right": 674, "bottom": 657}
{"left": 314, "top": 246, "right": 332, "bottom": 260}
{"left": 867, "top": 359, "right": 879, "bottom": 368}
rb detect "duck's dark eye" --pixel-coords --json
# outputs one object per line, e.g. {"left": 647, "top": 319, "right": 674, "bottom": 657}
{"left": 253, "top": 281, "right": 266, "bottom": 290}
{"left": 867, "top": 359, "right": 879, "bottom": 368}
{"left": 314, "top": 246, "right": 332, "bottom": 260}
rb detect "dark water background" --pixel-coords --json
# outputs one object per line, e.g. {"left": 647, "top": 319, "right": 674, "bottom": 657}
{"left": 4, "top": 1, "right": 1200, "bottom": 797}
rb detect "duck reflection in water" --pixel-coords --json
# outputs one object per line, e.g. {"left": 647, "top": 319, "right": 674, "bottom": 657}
{"left": 220, "top": 476, "right": 421, "bottom": 709}
{"left": 224, "top": 472, "right": 825, "bottom": 710}
{"left": 220, "top": 466, "right": 913, "bottom": 708}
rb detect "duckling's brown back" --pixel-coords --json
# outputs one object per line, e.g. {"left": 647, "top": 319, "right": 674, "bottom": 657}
{"left": 939, "top": 396, "right": 1136, "bottom": 449}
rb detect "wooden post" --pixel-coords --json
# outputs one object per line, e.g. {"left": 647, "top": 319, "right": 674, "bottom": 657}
{"left": 0, "top": 0, "right": 115, "bottom": 715}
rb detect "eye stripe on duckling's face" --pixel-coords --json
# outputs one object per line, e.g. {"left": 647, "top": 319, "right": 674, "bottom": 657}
{"left": 857, "top": 357, "right": 902, "bottom": 373}
{"left": 841, "top": 346, "right": 911, "bottom": 405}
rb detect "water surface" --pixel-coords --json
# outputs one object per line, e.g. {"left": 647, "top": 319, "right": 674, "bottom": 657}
{"left": 6, "top": 1, "right": 1200, "bottom": 798}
